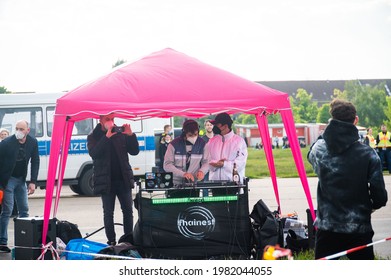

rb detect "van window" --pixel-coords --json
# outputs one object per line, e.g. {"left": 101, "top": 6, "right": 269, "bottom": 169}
{"left": 47, "top": 106, "right": 93, "bottom": 136}
{"left": 74, "top": 120, "right": 94, "bottom": 135}
{"left": 0, "top": 107, "right": 43, "bottom": 138}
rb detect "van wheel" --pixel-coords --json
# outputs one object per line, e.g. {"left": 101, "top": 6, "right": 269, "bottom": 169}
{"left": 79, "top": 168, "right": 95, "bottom": 196}
{"left": 69, "top": 185, "right": 82, "bottom": 194}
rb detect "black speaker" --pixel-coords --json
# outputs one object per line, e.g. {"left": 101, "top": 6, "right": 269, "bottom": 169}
{"left": 14, "top": 217, "right": 56, "bottom": 260}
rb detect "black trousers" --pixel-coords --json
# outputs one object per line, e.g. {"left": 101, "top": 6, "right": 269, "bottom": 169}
{"left": 101, "top": 180, "right": 133, "bottom": 244}
{"left": 315, "top": 229, "right": 374, "bottom": 260}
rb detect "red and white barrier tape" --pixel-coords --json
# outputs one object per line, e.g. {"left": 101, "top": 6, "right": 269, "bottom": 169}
{"left": 11, "top": 243, "right": 60, "bottom": 260}
{"left": 37, "top": 241, "right": 60, "bottom": 260}
{"left": 57, "top": 248, "right": 143, "bottom": 260}
{"left": 11, "top": 244, "right": 142, "bottom": 260}
{"left": 318, "top": 236, "right": 391, "bottom": 260}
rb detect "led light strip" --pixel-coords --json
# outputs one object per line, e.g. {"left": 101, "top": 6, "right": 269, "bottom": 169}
{"left": 151, "top": 195, "right": 238, "bottom": 205}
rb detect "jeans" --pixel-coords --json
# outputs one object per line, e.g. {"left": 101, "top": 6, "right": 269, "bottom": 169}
{"left": 378, "top": 148, "right": 391, "bottom": 172}
{"left": 0, "top": 177, "right": 29, "bottom": 245}
{"left": 101, "top": 180, "right": 133, "bottom": 244}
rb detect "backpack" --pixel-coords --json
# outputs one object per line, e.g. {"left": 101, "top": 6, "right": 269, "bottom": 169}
{"left": 249, "top": 199, "right": 283, "bottom": 259}
{"left": 56, "top": 220, "right": 82, "bottom": 244}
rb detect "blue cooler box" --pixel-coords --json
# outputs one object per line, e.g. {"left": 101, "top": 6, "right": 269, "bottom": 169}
{"left": 65, "top": 239, "right": 107, "bottom": 260}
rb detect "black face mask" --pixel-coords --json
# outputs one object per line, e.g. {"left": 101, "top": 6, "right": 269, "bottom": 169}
{"left": 212, "top": 125, "right": 221, "bottom": 135}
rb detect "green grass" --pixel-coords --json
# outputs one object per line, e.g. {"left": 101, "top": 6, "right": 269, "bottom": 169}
{"left": 293, "top": 249, "right": 316, "bottom": 260}
{"left": 293, "top": 249, "right": 389, "bottom": 260}
{"left": 246, "top": 147, "right": 316, "bottom": 178}
{"left": 292, "top": 249, "right": 348, "bottom": 260}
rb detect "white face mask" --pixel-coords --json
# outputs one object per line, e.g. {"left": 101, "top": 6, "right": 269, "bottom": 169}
{"left": 187, "top": 136, "right": 197, "bottom": 145}
{"left": 15, "top": 130, "right": 25, "bottom": 140}
{"left": 104, "top": 120, "right": 114, "bottom": 131}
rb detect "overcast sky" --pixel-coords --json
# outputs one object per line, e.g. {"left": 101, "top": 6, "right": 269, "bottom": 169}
{"left": 0, "top": 0, "right": 390, "bottom": 93}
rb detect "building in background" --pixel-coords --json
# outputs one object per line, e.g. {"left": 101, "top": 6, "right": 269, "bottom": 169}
{"left": 236, "top": 123, "right": 366, "bottom": 148}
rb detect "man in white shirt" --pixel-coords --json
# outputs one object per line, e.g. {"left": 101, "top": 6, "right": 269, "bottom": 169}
{"left": 207, "top": 113, "right": 248, "bottom": 183}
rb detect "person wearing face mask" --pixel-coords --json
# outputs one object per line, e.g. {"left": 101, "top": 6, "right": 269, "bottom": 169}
{"left": 163, "top": 119, "right": 209, "bottom": 191}
{"left": 207, "top": 113, "right": 248, "bottom": 185}
{"left": 0, "top": 120, "right": 39, "bottom": 253}
{"left": 87, "top": 114, "right": 139, "bottom": 246}
{"left": 158, "top": 134, "right": 172, "bottom": 171}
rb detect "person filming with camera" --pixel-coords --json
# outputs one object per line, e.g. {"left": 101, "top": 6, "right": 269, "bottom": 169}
{"left": 87, "top": 113, "right": 139, "bottom": 246}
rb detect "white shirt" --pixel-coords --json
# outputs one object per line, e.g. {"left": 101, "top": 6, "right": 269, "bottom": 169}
{"left": 206, "top": 130, "right": 248, "bottom": 182}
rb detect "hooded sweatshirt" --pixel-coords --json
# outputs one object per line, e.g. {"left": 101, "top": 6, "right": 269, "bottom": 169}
{"left": 308, "top": 119, "right": 387, "bottom": 233}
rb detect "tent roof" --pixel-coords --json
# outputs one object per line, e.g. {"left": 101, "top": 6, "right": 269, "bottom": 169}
{"left": 42, "top": 48, "right": 316, "bottom": 247}
{"left": 56, "top": 48, "right": 291, "bottom": 121}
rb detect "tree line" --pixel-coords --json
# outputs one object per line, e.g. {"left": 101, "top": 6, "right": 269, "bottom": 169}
{"left": 236, "top": 80, "right": 390, "bottom": 134}
{"left": 2, "top": 80, "right": 389, "bottom": 134}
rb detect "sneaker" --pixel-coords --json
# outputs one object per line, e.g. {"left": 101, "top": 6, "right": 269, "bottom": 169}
{"left": 0, "top": 245, "right": 11, "bottom": 253}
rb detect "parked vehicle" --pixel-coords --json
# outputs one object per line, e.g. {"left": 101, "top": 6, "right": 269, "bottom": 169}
{"left": 0, "top": 92, "right": 172, "bottom": 195}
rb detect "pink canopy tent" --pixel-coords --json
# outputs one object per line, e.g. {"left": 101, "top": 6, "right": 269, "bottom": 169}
{"left": 42, "top": 48, "right": 315, "bottom": 247}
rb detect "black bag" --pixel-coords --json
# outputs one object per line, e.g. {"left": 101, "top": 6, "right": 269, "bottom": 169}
{"left": 95, "top": 242, "right": 143, "bottom": 260}
{"left": 285, "top": 229, "right": 309, "bottom": 254}
{"left": 249, "top": 199, "right": 283, "bottom": 258}
{"left": 56, "top": 220, "right": 82, "bottom": 244}
{"left": 118, "top": 232, "right": 134, "bottom": 244}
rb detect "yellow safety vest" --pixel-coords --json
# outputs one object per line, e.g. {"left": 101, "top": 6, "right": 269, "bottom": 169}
{"left": 366, "top": 134, "right": 376, "bottom": 148}
{"left": 377, "top": 131, "right": 391, "bottom": 148}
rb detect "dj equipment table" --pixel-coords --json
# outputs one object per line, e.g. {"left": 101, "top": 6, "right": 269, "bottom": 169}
{"left": 133, "top": 181, "right": 252, "bottom": 259}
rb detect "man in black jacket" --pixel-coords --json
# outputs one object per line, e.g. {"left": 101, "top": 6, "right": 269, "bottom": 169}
{"left": 0, "top": 120, "right": 39, "bottom": 253}
{"left": 87, "top": 114, "right": 139, "bottom": 245}
{"left": 308, "top": 99, "right": 388, "bottom": 259}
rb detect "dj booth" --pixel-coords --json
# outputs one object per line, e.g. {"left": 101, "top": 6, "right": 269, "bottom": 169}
{"left": 133, "top": 177, "right": 252, "bottom": 259}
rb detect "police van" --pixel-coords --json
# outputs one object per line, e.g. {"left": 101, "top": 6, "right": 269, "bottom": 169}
{"left": 0, "top": 92, "right": 172, "bottom": 196}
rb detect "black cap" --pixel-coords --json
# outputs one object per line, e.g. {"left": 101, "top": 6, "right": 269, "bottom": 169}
{"left": 182, "top": 119, "right": 199, "bottom": 134}
{"left": 210, "top": 113, "right": 233, "bottom": 126}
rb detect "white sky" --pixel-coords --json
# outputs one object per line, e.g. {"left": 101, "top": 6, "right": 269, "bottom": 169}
{"left": 0, "top": 0, "right": 390, "bottom": 93}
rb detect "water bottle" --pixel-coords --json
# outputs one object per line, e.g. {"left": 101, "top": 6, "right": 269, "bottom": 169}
{"left": 232, "top": 163, "right": 240, "bottom": 184}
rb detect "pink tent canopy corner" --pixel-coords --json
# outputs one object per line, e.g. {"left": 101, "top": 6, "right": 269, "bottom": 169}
{"left": 42, "top": 48, "right": 315, "bottom": 247}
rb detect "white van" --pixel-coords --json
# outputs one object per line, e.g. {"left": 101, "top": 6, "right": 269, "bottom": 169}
{"left": 0, "top": 92, "right": 172, "bottom": 195}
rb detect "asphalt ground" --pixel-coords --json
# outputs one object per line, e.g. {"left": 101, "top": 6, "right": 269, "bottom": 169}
{"left": 1, "top": 176, "right": 390, "bottom": 260}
